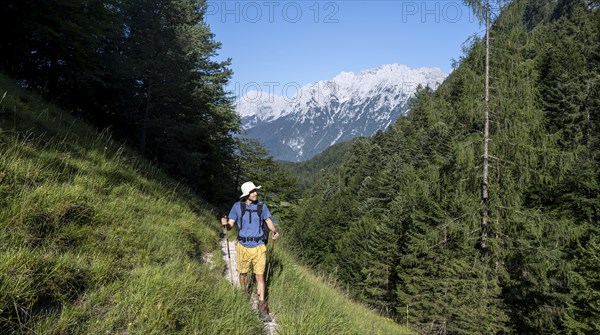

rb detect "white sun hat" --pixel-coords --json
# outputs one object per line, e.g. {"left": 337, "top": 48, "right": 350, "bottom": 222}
{"left": 240, "top": 181, "right": 261, "bottom": 198}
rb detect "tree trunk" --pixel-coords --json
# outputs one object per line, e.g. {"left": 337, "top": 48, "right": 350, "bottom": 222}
{"left": 481, "top": 0, "right": 490, "bottom": 250}
{"left": 140, "top": 76, "right": 152, "bottom": 154}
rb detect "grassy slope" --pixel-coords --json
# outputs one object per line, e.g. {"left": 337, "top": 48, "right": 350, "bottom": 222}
{"left": 0, "top": 73, "right": 413, "bottom": 335}
{"left": 0, "top": 74, "right": 263, "bottom": 334}
{"left": 268, "top": 249, "right": 411, "bottom": 335}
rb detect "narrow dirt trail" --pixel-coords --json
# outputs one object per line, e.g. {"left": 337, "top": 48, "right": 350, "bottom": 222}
{"left": 221, "top": 237, "right": 278, "bottom": 335}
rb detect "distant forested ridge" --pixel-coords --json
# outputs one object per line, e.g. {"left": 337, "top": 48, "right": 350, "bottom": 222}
{"left": 279, "top": 138, "right": 358, "bottom": 194}
{"left": 0, "top": 0, "right": 242, "bottom": 204}
{"left": 284, "top": 0, "right": 600, "bottom": 334}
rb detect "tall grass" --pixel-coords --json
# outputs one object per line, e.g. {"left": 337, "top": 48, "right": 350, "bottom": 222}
{"left": 266, "top": 247, "right": 414, "bottom": 335}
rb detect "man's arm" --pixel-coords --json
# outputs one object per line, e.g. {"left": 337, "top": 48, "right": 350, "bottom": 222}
{"left": 264, "top": 218, "right": 279, "bottom": 240}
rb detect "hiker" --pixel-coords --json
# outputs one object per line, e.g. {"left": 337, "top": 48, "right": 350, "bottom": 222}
{"left": 221, "top": 181, "right": 279, "bottom": 320}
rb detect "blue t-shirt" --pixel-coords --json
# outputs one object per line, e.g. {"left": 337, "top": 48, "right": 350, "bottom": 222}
{"left": 228, "top": 201, "right": 271, "bottom": 248}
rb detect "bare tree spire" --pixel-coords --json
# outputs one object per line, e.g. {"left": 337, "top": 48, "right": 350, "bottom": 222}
{"left": 481, "top": 0, "right": 491, "bottom": 250}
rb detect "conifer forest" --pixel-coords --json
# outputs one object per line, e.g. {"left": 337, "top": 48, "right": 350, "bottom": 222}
{"left": 285, "top": 1, "right": 600, "bottom": 333}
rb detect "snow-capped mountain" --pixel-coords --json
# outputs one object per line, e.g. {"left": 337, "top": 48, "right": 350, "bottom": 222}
{"left": 235, "top": 63, "right": 447, "bottom": 162}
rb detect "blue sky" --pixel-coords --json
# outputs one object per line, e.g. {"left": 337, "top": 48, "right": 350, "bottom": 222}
{"left": 204, "top": 1, "right": 483, "bottom": 97}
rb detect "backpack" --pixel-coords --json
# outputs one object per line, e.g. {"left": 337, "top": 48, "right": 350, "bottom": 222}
{"left": 239, "top": 201, "right": 269, "bottom": 244}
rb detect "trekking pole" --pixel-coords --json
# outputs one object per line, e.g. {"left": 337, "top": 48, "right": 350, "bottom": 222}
{"left": 222, "top": 218, "right": 234, "bottom": 285}
{"left": 266, "top": 232, "right": 276, "bottom": 284}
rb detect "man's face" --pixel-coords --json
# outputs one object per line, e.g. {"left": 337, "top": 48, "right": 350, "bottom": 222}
{"left": 248, "top": 189, "right": 258, "bottom": 202}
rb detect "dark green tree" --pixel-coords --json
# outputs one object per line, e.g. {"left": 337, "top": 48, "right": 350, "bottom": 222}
{"left": 0, "top": 0, "right": 241, "bottom": 204}
{"left": 0, "top": 0, "right": 121, "bottom": 113}
{"left": 116, "top": 0, "right": 238, "bottom": 202}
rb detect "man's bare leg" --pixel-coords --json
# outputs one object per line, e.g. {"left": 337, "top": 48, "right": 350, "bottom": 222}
{"left": 239, "top": 273, "right": 249, "bottom": 295}
{"left": 256, "top": 274, "right": 265, "bottom": 301}
{"left": 256, "top": 273, "right": 270, "bottom": 320}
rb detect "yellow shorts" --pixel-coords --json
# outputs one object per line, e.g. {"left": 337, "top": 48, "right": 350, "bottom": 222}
{"left": 236, "top": 242, "right": 267, "bottom": 275}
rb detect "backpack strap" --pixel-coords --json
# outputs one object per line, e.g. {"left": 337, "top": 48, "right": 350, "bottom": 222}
{"left": 257, "top": 201, "right": 264, "bottom": 237}
{"left": 239, "top": 201, "right": 246, "bottom": 231}
{"left": 257, "top": 201, "right": 263, "bottom": 221}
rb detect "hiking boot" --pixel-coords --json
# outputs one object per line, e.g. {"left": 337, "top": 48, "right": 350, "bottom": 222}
{"left": 258, "top": 300, "right": 271, "bottom": 322}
